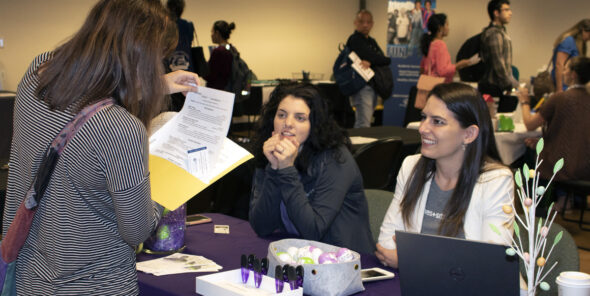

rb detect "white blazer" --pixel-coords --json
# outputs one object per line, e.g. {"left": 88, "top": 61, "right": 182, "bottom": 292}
{"left": 378, "top": 154, "right": 515, "bottom": 249}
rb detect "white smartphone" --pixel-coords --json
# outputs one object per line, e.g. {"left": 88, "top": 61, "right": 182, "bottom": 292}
{"left": 360, "top": 267, "right": 395, "bottom": 282}
{"left": 185, "top": 214, "right": 212, "bottom": 226}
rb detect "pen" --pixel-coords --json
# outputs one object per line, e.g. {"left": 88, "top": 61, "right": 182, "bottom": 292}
{"left": 253, "top": 258, "right": 262, "bottom": 288}
{"left": 275, "top": 265, "right": 284, "bottom": 293}
{"left": 240, "top": 254, "right": 249, "bottom": 284}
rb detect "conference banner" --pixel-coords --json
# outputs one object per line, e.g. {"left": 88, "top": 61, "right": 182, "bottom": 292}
{"left": 383, "top": 0, "right": 436, "bottom": 126}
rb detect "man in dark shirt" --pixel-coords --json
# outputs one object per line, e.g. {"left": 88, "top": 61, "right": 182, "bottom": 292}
{"left": 347, "top": 10, "right": 391, "bottom": 128}
{"left": 479, "top": 0, "right": 518, "bottom": 97}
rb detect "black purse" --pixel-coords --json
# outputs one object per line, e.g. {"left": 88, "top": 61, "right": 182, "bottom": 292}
{"left": 191, "top": 24, "right": 209, "bottom": 77}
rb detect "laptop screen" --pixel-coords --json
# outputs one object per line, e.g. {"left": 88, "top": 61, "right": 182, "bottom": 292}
{"left": 395, "top": 230, "right": 520, "bottom": 296}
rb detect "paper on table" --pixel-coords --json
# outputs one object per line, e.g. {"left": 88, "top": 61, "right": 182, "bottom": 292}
{"left": 348, "top": 51, "right": 375, "bottom": 82}
{"left": 149, "top": 87, "right": 254, "bottom": 210}
{"left": 349, "top": 136, "right": 378, "bottom": 145}
{"left": 137, "top": 253, "right": 222, "bottom": 276}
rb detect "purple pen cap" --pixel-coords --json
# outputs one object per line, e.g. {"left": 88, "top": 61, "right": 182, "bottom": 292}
{"left": 287, "top": 266, "right": 297, "bottom": 290}
{"left": 295, "top": 265, "right": 304, "bottom": 288}
{"left": 240, "top": 254, "right": 249, "bottom": 283}
{"left": 253, "top": 259, "right": 262, "bottom": 288}
{"left": 275, "top": 265, "right": 284, "bottom": 293}
{"left": 247, "top": 254, "right": 256, "bottom": 270}
{"left": 261, "top": 257, "right": 269, "bottom": 275}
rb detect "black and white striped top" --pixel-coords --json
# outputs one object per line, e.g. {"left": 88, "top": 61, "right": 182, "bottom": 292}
{"left": 2, "top": 53, "right": 162, "bottom": 295}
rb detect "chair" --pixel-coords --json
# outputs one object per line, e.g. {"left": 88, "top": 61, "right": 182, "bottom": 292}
{"left": 365, "top": 189, "right": 394, "bottom": 243}
{"left": 555, "top": 179, "right": 590, "bottom": 232}
{"left": 353, "top": 137, "right": 403, "bottom": 191}
{"left": 516, "top": 216, "right": 579, "bottom": 296}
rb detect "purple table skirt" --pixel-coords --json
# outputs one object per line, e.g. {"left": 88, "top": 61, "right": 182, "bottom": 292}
{"left": 137, "top": 213, "right": 400, "bottom": 295}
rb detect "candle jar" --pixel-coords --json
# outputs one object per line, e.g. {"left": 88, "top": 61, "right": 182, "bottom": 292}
{"left": 144, "top": 204, "right": 186, "bottom": 254}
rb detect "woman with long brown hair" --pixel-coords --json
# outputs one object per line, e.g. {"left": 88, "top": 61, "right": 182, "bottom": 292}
{"left": 552, "top": 19, "right": 590, "bottom": 92}
{"left": 2, "top": 0, "right": 200, "bottom": 294}
{"left": 375, "top": 83, "right": 514, "bottom": 267}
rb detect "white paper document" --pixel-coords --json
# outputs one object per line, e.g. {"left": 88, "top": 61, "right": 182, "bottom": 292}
{"left": 137, "top": 253, "right": 222, "bottom": 276}
{"left": 150, "top": 87, "right": 235, "bottom": 170}
{"left": 348, "top": 51, "right": 375, "bottom": 82}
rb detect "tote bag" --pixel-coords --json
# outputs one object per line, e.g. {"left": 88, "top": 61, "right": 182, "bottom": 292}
{"left": 191, "top": 25, "right": 209, "bottom": 77}
{"left": 415, "top": 59, "right": 445, "bottom": 109}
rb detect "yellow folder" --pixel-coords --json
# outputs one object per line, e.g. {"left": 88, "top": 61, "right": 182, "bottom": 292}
{"left": 149, "top": 153, "right": 253, "bottom": 211}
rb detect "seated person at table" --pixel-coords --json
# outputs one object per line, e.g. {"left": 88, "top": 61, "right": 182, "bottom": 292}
{"left": 249, "top": 84, "right": 375, "bottom": 254}
{"left": 519, "top": 56, "right": 590, "bottom": 182}
{"left": 375, "top": 83, "right": 514, "bottom": 267}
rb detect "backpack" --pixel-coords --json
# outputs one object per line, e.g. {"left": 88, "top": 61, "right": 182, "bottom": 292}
{"left": 225, "top": 47, "right": 253, "bottom": 104}
{"left": 456, "top": 32, "right": 486, "bottom": 82}
{"left": 333, "top": 44, "right": 367, "bottom": 96}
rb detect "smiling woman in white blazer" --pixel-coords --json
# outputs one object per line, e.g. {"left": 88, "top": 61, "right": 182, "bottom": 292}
{"left": 375, "top": 83, "right": 514, "bottom": 268}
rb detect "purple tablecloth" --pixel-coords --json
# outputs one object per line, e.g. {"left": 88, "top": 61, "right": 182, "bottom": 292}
{"left": 137, "top": 213, "right": 401, "bottom": 295}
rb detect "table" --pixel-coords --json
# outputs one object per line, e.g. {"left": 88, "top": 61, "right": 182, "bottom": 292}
{"left": 494, "top": 123, "right": 541, "bottom": 165}
{"left": 347, "top": 126, "right": 421, "bottom": 153}
{"left": 137, "top": 213, "right": 401, "bottom": 295}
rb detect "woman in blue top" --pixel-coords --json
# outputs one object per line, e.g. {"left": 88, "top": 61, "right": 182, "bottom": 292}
{"left": 552, "top": 19, "right": 590, "bottom": 92}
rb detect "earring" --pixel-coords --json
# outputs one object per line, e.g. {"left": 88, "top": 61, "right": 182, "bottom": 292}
{"left": 462, "top": 143, "right": 466, "bottom": 151}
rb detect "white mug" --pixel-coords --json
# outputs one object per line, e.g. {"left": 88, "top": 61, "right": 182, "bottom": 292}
{"left": 556, "top": 271, "right": 590, "bottom": 296}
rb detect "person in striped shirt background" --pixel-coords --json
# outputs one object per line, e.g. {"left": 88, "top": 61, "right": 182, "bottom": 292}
{"left": 2, "top": 0, "right": 200, "bottom": 294}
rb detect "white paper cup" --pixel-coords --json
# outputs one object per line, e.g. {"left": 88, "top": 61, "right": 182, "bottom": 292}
{"left": 556, "top": 271, "right": 590, "bottom": 296}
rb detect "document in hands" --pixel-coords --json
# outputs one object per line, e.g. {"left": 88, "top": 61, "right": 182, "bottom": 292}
{"left": 348, "top": 51, "right": 375, "bottom": 82}
{"left": 149, "top": 86, "right": 253, "bottom": 210}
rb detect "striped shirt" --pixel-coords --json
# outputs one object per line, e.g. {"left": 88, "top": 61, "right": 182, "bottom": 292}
{"left": 2, "top": 53, "right": 162, "bottom": 295}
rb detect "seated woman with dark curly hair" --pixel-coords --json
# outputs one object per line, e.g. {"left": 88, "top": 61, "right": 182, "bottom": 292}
{"left": 248, "top": 84, "right": 375, "bottom": 254}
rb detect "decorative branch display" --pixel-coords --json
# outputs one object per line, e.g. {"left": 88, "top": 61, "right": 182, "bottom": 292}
{"left": 490, "top": 138, "right": 564, "bottom": 295}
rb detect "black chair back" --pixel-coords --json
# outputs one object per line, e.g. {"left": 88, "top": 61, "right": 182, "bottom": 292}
{"left": 404, "top": 86, "right": 422, "bottom": 127}
{"left": 353, "top": 137, "right": 403, "bottom": 191}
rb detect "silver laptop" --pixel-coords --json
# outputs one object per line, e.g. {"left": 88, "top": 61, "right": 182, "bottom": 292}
{"left": 395, "top": 230, "right": 520, "bottom": 296}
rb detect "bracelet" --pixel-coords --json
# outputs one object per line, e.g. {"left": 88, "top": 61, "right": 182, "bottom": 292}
{"left": 520, "top": 101, "right": 530, "bottom": 105}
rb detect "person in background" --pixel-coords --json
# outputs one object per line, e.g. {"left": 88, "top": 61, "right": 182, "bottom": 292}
{"left": 205, "top": 20, "right": 236, "bottom": 90}
{"left": 551, "top": 19, "right": 590, "bottom": 92}
{"left": 422, "top": 0, "right": 435, "bottom": 32}
{"left": 419, "top": 13, "right": 478, "bottom": 83}
{"left": 166, "top": 0, "right": 196, "bottom": 111}
{"left": 2, "top": 0, "right": 200, "bottom": 294}
{"left": 479, "top": 0, "right": 517, "bottom": 97}
{"left": 375, "top": 83, "right": 514, "bottom": 267}
{"left": 408, "top": 0, "right": 423, "bottom": 49}
{"left": 249, "top": 84, "right": 375, "bottom": 254}
{"left": 346, "top": 9, "right": 391, "bottom": 128}
{"left": 519, "top": 56, "right": 590, "bottom": 183}
{"left": 396, "top": 8, "right": 410, "bottom": 44}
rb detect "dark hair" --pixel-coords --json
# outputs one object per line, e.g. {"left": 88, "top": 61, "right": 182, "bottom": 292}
{"left": 420, "top": 13, "right": 446, "bottom": 56}
{"left": 251, "top": 83, "right": 351, "bottom": 172}
{"left": 400, "top": 83, "right": 503, "bottom": 237}
{"left": 569, "top": 56, "right": 590, "bottom": 85}
{"left": 487, "top": 0, "right": 510, "bottom": 21}
{"left": 36, "top": 0, "right": 177, "bottom": 127}
{"left": 166, "top": 0, "right": 185, "bottom": 19}
{"left": 213, "top": 20, "right": 236, "bottom": 40}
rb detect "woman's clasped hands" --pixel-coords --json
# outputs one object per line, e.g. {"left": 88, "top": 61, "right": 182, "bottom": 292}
{"left": 263, "top": 132, "right": 300, "bottom": 170}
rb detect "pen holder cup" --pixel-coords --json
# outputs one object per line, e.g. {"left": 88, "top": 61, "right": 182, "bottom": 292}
{"left": 144, "top": 203, "right": 186, "bottom": 254}
{"left": 267, "top": 239, "right": 364, "bottom": 296}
